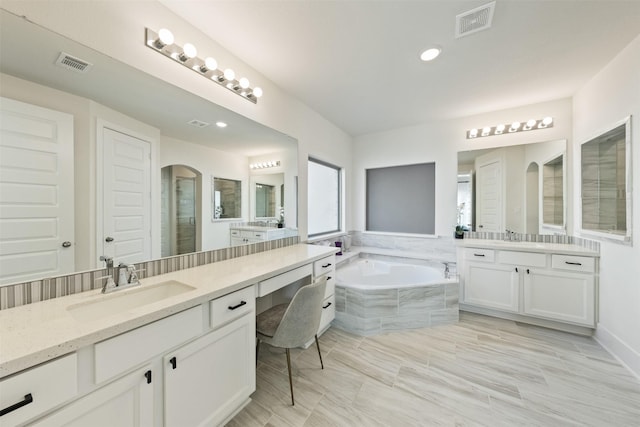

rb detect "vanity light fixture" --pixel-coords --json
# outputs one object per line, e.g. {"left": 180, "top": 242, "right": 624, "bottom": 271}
{"left": 145, "top": 27, "right": 263, "bottom": 104}
{"left": 467, "top": 117, "right": 553, "bottom": 139}
{"left": 250, "top": 161, "right": 281, "bottom": 170}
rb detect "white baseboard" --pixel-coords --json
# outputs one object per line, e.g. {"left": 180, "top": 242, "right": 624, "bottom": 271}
{"left": 594, "top": 323, "right": 640, "bottom": 381}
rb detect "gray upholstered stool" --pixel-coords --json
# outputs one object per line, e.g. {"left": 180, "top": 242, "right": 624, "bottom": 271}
{"left": 255, "top": 276, "right": 327, "bottom": 406}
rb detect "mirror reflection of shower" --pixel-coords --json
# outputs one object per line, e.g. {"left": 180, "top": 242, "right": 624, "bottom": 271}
{"left": 161, "top": 165, "right": 202, "bottom": 257}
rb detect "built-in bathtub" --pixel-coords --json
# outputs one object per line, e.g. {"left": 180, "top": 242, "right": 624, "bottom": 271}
{"left": 334, "top": 253, "right": 459, "bottom": 336}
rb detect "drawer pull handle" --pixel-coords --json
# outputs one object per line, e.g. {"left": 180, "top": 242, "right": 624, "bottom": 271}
{"left": 322, "top": 263, "right": 332, "bottom": 268}
{"left": 526, "top": 269, "right": 530, "bottom": 274}
{"left": 515, "top": 267, "right": 518, "bottom": 273}
{"left": 327, "top": 276, "right": 332, "bottom": 281}
{"left": 565, "top": 261, "right": 582, "bottom": 266}
{"left": 170, "top": 357, "right": 177, "bottom": 370}
{"left": 228, "top": 301, "right": 247, "bottom": 310}
{"left": 0, "top": 393, "right": 33, "bottom": 417}
{"left": 145, "top": 370, "right": 152, "bottom": 384}
{"left": 473, "top": 253, "right": 485, "bottom": 257}
{"left": 323, "top": 302, "right": 332, "bottom": 309}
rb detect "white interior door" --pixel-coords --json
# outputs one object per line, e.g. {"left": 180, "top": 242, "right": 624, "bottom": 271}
{"left": 476, "top": 158, "right": 502, "bottom": 232}
{"left": 0, "top": 97, "right": 74, "bottom": 285}
{"left": 102, "top": 127, "right": 151, "bottom": 265}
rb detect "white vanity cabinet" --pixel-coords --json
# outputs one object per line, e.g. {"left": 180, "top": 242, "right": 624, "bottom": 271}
{"left": 523, "top": 255, "right": 595, "bottom": 326}
{"left": 164, "top": 287, "right": 255, "bottom": 427}
{"left": 29, "top": 365, "right": 154, "bottom": 427}
{"left": 460, "top": 245, "right": 598, "bottom": 329}
{"left": 314, "top": 255, "right": 336, "bottom": 334}
{"left": 0, "top": 354, "right": 77, "bottom": 426}
{"left": 230, "top": 227, "right": 286, "bottom": 246}
{"left": 462, "top": 249, "right": 519, "bottom": 312}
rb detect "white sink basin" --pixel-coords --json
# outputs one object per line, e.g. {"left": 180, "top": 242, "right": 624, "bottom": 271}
{"left": 67, "top": 280, "right": 196, "bottom": 321}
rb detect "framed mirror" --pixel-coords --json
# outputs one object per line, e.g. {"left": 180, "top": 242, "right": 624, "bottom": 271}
{"left": 457, "top": 139, "right": 566, "bottom": 235}
{"left": 0, "top": 10, "right": 298, "bottom": 286}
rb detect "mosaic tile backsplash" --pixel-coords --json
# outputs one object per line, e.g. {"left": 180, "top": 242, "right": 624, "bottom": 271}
{"left": 0, "top": 236, "right": 300, "bottom": 311}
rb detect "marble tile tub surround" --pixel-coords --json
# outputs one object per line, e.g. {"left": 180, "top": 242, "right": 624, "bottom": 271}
{"left": 0, "top": 236, "right": 300, "bottom": 311}
{"left": 333, "top": 251, "right": 459, "bottom": 336}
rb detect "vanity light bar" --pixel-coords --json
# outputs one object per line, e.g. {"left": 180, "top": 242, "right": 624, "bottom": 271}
{"left": 145, "top": 28, "right": 263, "bottom": 104}
{"left": 250, "top": 161, "right": 281, "bottom": 169}
{"left": 467, "top": 117, "right": 553, "bottom": 139}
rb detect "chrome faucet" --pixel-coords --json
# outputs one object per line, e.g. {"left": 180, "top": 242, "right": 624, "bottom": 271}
{"left": 97, "top": 257, "right": 141, "bottom": 293}
{"left": 443, "top": 262, "right": 450, "bottom": 279}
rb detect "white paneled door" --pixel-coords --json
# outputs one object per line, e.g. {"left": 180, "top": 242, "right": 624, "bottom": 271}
{"left": 476, "top": 158, "right": 502, "bottom": 232}
{"left": 102, "top": 128, "right": 151, "bottom": 265}
{"left": 0, "top": 97, "right": 74, "bottom": 285}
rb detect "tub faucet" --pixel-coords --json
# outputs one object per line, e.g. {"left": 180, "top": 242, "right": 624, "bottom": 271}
{"left": 443, "top": 262, "right": 450, "bottom": 279}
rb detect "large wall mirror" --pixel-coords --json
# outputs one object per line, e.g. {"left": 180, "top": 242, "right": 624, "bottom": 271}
{"left": 0, "top": 10, "right": 298, "bottom": 285}
{"left": 457, "top": 139, "right": 566, "bottom": 235}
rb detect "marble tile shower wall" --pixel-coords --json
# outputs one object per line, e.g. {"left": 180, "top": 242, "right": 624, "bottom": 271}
{"left": 0, "top": 236, "right": 300, "bottom": 311}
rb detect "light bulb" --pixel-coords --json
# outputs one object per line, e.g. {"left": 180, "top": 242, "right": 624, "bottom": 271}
{"left": 482, "top": 126, "right": 491, "bottom": 136}
{"left": 469, "top": 129, "right": 478, "bottom": 138}
{"left": 223, "top": 68, "right": 235, "bottom": 81}
{"left": 155, "top": 28, "right": 174, "bottom": 48}
{"left": 252, "top": 87, "right": 263, "bottom": 98}
{"left": 420, "top": 47, "right": 441, "bottom": 62}
{"left": 527, "top": 119, "right": 536, "bottom": 127}
{"left": 178, "top": 43, "right": 198, "bottom": 62}
{"left": 541, "top": 117, "right": 553, "bottom": 127}
{"left": 203, "top": 57, "right": 217, "bottom": 71}
{"left": 509, "top": 122, "right": 521, "bottom": 132}
{"left": 495, "top": 124, "right": 505, "bottom": 134}
{"left": 239, "top": 77, "right": 250, "bottom": 89}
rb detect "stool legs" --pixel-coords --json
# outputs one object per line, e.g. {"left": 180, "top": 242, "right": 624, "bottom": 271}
{"left": 285, "top": 348, "right": 294, "bottom": 406}
{"left": 314, "top": 334, "right": 324, "bottom": 369}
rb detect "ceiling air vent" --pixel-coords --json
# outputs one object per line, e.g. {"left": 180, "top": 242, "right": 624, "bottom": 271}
{"left": 455, "top": 1, "right": 496, "bottom": 38}
{"left": 55, "top": 52, "right": 93, "bottom": 73}
{"left": 187, "top": 119, "right": 210, "bottom": 128}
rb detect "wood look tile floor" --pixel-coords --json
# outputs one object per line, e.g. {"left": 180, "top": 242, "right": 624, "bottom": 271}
{"left": 227, "top": 312, "right": 640, "bottom": 427}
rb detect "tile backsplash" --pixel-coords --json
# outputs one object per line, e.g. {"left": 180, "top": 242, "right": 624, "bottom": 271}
{"left": 0, "top": 236, "right": 300, "bottom": 311}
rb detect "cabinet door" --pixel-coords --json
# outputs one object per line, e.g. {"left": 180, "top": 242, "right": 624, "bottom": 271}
{"left": 463, "top": 262, "right": 519, "bottom": 312}
{"left": 523, "top": 269, "right": 595, "bottom": 326}
{"left": 164, "top": 313, "right": 255, "bottom": 427}
{"left": 29, "top": 366, "right": 153, "bottom": 427}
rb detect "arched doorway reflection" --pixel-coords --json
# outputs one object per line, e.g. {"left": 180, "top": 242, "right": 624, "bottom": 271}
{"left": 161, "top": 165, "right": 202, "bottom": 256}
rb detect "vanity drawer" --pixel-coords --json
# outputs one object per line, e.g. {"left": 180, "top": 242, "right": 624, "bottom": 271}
{"left": 242, "top": 230, "right": 266, "bottom": 240}
{"left": 210, "top": 285, "right": 256, "bottom": 330}
{"left": 318, "top": 294, "right": 335, "bottom": 333}
{"left": 314, "top": 256, "right": 336, "bottom": 276}
{"left": 0, "top": 354, "right": 77, "bottom": 426}
{"left": 498, "top": 251, "right": 546, "bottom": 267}
{"left": 463, "top": 248, "right": 495, "bottom": 262}
{"left": 258, "top": 264, "right": 313, "bottom": 297}
{"left": 552, "top": 255, "right": 595, "bottom": 273}
{"left": 94, "top": 306, "right": 202, "bottom": 384}
{"left": 324, "top": 275, "right": 336, "bottom": 299}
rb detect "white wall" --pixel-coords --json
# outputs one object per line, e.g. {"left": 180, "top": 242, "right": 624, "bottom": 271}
{"left": 1, "top": 0, "right": 353, "bottom": 239}
{"left": 573, "top": 35, "right": 640, "bottom": 377}
{"left": 352, "top": 98, "right": 573, "bottom": 238}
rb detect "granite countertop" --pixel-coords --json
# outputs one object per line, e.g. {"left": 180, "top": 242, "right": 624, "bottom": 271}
{"left": 456, "top": 239, "right": 599, "bottom": 256}
{"left": 0, "top": 244, "right": 337, "bottom": 378}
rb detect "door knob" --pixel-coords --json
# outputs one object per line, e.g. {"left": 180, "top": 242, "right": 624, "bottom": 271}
{"left": 105, "top": 236, "right": 115, "bottom": 242}
{"left": 61, "top": 241, "right": 72, "bottom": 248}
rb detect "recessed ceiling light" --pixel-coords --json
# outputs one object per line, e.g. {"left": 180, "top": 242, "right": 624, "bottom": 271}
{"left": 216, "top": 121, "right": 227, "bottom": 128}
{"left": 420, "top": 47, "right": 441, "bottom": 62}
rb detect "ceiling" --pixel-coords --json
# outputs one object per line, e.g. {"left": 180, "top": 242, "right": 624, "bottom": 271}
{"left": 161, "top": 0, "right": 640, "bottom": 137}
